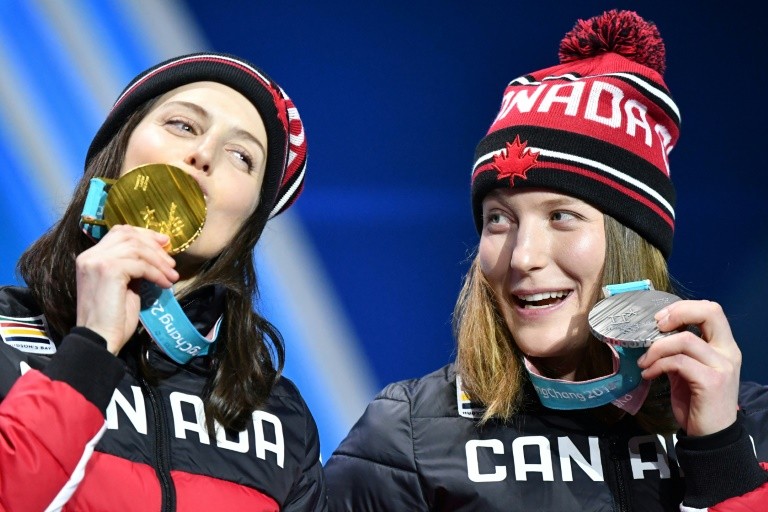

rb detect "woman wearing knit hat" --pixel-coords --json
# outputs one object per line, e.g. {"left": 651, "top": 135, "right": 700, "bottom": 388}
{"left": 0, "top": 53, "right": 326, "bottom": 511}
{"left": 325, "top": 10, "right": 767, "bottom": 511}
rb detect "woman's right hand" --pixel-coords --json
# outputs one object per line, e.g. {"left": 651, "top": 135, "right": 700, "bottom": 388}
{"left": 75, "top": 225, "right": 179, "bottom": 355}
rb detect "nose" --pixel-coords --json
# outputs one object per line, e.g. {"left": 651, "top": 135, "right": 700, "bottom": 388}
{"left": 509, "top": 220, "right": 548, "bottom": 273}
{"left": 184, "top": 139, "right": 214, "bottom": 173}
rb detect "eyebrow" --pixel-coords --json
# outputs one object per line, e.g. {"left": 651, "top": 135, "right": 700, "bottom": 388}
{"left": 162, "top": 100, "right": 267, "bottom": 155}
{"left": 538, "top": 197, "right": 584, "bottom": 208}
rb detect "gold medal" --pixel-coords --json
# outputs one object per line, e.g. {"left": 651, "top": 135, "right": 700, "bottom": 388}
{"left": 81, "top": 164, "right": 206, "bottom": 254}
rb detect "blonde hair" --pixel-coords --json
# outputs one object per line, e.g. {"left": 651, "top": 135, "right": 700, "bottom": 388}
{"left": 454, "top": 214, "right": 677, "bottom": 432}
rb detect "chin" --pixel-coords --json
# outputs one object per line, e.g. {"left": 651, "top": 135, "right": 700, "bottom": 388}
{"left": 513, "top": 330, "right": 590, "bottom": 360}
{"left": 522, "top": 346, "right": 572, "bottom": 359}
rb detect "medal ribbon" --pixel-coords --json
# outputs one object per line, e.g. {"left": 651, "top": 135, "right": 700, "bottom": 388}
{"left": 525, "top": 280, "right": 652, "bottom": 414}
{"left": 80, "top": 176, "right": 221, "bottom": 364}
{"left": 136, "top": 280, "right": 221, "bottom": 363}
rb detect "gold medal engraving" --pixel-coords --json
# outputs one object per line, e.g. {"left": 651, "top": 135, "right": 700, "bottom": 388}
{"left": 101, "top": 164, "right": 206, "bottom": 254}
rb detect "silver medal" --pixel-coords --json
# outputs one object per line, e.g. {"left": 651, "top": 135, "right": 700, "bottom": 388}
{"left": 588, "top": 290, "right": 682, "bottom": 348}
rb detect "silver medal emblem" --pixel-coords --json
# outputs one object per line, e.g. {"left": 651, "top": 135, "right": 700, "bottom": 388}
{"left": 588, "top": 290, "right": 682, "bottom": 348}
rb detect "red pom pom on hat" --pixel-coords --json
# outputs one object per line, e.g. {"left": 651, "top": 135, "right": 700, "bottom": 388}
{"left": 558, "top": 9, "right": 666, "bottom": 76}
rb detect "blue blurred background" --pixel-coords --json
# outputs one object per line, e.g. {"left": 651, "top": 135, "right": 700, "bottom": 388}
{"left": 1, "top": 1, "right": 765, "bottom": 460}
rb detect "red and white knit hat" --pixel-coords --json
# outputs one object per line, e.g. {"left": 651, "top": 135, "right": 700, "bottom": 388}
{"left": 86, "top": 52, "right": 306, "bottom": 233}
{"left": 471, "top": 10, "right": 679, "bottom": 258}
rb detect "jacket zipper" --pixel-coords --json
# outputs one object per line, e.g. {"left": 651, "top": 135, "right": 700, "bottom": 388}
{"left": 608, "top": 436, "right": 630, "bottom": 512}
{"left": 141, "top": 378, "right": 177, "bottom": 512}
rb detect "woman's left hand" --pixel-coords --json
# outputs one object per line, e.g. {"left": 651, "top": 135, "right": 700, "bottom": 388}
{"left": 637, "top": 299, "right": 741, "bottom": 436}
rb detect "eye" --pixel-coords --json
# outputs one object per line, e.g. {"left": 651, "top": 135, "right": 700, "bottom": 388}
{"left": 483, "top": 210, "right": 512, "bottom": 232}
{"left": 486, "top": 212, "right": 504, "bottom": 224}
{"left": 165, "top": 117, "right": 199, "bottom": 135}
{"left": 550, "top": 210, "right": 580, "bottom": 223}
{"left": 552, "top": 211, "right": 574, "bottom": 221}
{"left": 228, "top": 147, "right": 255, "bottom": 171}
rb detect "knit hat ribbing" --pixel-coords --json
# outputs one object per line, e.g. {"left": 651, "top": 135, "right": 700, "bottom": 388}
{"left": 471, "top": 10, "right": 679, "bottom": 258}
{"left": 86, "top": 52, "right": 306, "bottom": 231}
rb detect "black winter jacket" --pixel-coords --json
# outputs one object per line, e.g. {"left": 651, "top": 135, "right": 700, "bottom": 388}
{"left": 325, "top": 364, "right": 768, "bottom": 511}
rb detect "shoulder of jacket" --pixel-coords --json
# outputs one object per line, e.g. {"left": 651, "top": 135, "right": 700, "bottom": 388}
{"left": 374, "top": 363, "right": 457, "bottom": 417}
{"left": 0, "top": 286, "right": 58, "bottom": 357}
{"left": 267, "top": 376, "right": 320, "bottom": 423}
{"left": 269, "top": 375, "right": 309, "bottom": 407}
{"left": 0, "top": 286, "right": 40, "bottom": 317}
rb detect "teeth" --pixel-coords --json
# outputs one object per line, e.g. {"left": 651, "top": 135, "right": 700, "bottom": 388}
{"left": 517, "top": 290, "right": 569, "bottom": 302}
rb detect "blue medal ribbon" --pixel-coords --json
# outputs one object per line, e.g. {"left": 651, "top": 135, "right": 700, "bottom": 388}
{"left": 136, "top": 281, "right": 221, "bottom": 363}
{"left": 80, "top": 177, "right": 221, "bottom": 364}
{"left": 526, "top": 345, "right": 647, "bottom": 411}
{"left": 81, "top": 178, "right": 110, "bottom": 241}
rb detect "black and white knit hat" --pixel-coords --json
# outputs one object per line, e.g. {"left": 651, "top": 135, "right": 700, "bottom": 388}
{"left": 472, "top": 10, "right": 680, "bottom": 258}
{"left": 86, "top": 52, "right": 306, "bottom": 231}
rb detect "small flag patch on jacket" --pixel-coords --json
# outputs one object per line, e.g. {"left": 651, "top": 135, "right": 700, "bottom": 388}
{"left": 456, "top": 375, "right": 485, "bottom": 419}
{"left": 0, "top": 315, "right": 55, "bottom": 354}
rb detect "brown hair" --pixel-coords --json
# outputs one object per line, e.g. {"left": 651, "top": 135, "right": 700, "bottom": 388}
{"left": 454, "top": 214, "right": 677, "bottom": 432}
{"left": 17, "top": 99, "right": 284, "bottom": 432}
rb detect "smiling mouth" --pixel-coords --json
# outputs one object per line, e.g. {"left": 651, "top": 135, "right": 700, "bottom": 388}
{"left": 513, "top": 290, "right": 571, "bottom": 309}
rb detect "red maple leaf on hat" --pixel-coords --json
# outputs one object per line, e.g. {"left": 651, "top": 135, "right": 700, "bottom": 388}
{"left": 492, "top": 135, "right": 540, "bottom": 185}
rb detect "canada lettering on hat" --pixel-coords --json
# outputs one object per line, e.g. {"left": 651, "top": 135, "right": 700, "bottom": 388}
{"left": 471, "top": 10, "right": 679, "bottom": 259}
{"left": 488, "top": 72, "right": 677, "bottom": 176}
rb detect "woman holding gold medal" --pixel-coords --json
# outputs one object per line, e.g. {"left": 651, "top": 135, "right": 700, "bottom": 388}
{"left": 325, "top": 10, "right": 768, "bottom": 511}
{"left": 0, "top": 53, "right": 326, "bottom": 511}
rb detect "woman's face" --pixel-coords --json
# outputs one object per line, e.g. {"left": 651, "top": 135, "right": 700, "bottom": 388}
{"left": 478, "top": 188, "right": 605, "bottom": 363}
{"left": 121, "top": 82, "right": 268, "bottom": 273}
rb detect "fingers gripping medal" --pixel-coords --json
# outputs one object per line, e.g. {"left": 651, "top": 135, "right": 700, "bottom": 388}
{"left": 80, "top": 163, "right": 206, "bottom": 254}
{"left": 80, "top": 164, "right": 222, "bottom": 364}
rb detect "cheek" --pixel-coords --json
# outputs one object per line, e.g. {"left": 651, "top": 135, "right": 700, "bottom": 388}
{"left": 478, "top": 235, "right": 507, "bottom": 285}
{"left": 122, "top": 130, "right": 164, "bottom": 174}
{"left": 215, "top": 180, "right": 260, "bottom": 223}
{"left": 566, "top": 231, "right": 605, "bottom": 281}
